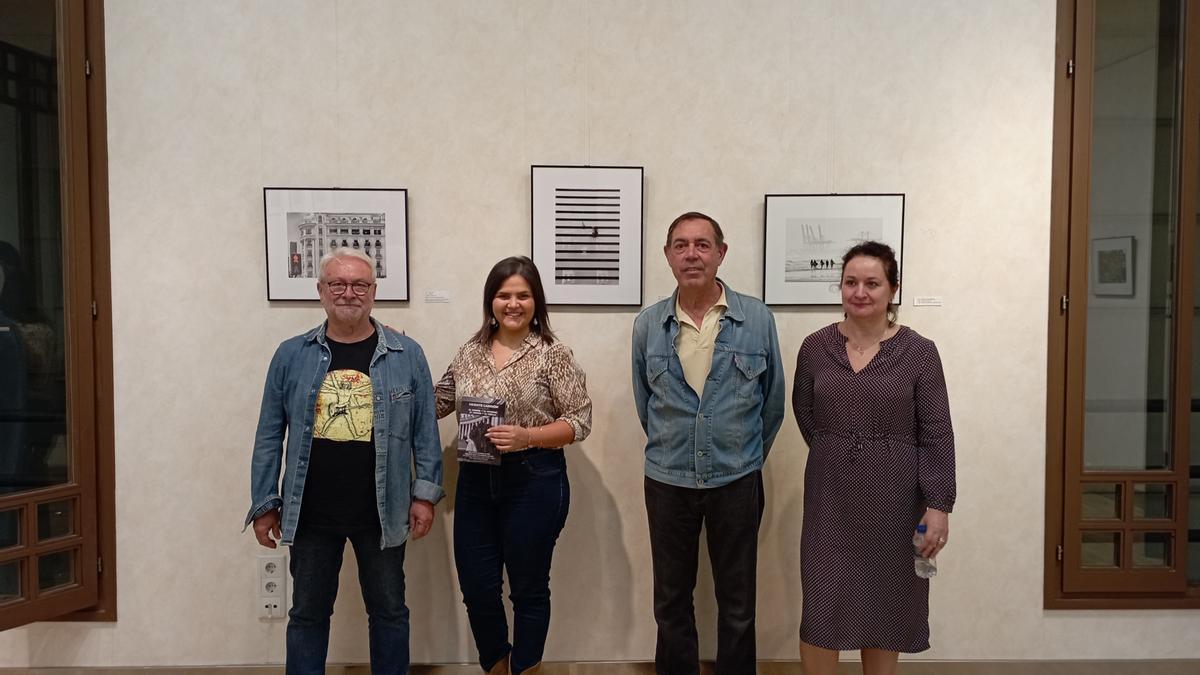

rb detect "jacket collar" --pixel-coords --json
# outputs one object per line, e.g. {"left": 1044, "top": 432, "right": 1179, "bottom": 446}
{"left": 658, "top": 278, "right": 745, "bottom": 325}
{"left": 304, "top": 317, "right": 404, "bottom": 351}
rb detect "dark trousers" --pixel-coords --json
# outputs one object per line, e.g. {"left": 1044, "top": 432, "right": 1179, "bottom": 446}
{"left": 286, "top": 523, "right": 409, "bottom": 675}
{"left": 455, "top": 449, "right": 570, "bottom": 675}
{"left": 645, "top": 471, "right": 764, "bottom": 675}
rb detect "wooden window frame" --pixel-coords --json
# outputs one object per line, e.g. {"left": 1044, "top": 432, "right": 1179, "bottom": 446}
{"left": 1045, "top": 0, "right": 1200, "bottom": 609}
{"left": 0, "top": 0, "right": 114, "bottom": 628}
{"left": 60, "top": 0, "right": 115, "bottom": 622}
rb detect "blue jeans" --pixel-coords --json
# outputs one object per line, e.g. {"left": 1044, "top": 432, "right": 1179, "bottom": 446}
{"left": 286, "top": 523, "right": 410, "bottom": 675}
{"left": 454, "top": 449, "right": 570, "bottom": 674}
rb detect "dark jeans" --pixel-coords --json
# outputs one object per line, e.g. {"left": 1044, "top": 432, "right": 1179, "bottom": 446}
{"left": 286, "top": 523, "right": 409, "bottom": 675}
{"left": 644, "top": 471, "right": 764, "bottom": 675}
{"left": 455, "top": 449, "right": 570, "bottom": 675}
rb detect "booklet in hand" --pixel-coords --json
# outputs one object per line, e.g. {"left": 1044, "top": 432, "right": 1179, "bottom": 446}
{"left": 457, "top": 396, "right": 506, "bottom": 465}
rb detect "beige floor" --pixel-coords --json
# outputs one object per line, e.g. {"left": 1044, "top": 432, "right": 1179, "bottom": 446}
{"left": 4, "top": 662, "right": 1200, "bottom": 675}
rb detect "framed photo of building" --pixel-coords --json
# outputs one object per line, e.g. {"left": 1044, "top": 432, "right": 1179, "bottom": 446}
{"left": 1090, "top": 235, "right": 1135, "bottom": 297}
{"left": 531, "top": 165, "right": 643, "bottom": 306}
{"left": 263, "top": 187, "right": 409, "bottom": 301}
{"left": 762, "top": 193, "right": 904, "bottom": 305}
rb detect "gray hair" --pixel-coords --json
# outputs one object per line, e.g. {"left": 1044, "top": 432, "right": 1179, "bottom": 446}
{"left": 318, "top": 247, "right": 377, "bottom": 282}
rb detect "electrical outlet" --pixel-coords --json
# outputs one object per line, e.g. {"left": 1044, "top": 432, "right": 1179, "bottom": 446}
{"left": 259, "top": 555, "right": 285, "bottom": 579}
{"left": 261, "top": 577, "right": 283, "bottom": 598}
{"left": 259, "top": 598, "right": 285, "bottom": 620}
{"left": 257, "top": 554, "right": 287, "bottom": 621}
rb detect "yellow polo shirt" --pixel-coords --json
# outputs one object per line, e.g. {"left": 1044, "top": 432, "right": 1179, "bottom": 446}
{"left": 674, "top": 286, "right": 728, "bottom": 398}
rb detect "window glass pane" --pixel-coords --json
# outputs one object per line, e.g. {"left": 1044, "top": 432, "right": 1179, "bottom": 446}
{"left": 36, "top": 498, "right": 71, "bottom": 540}
{"left": 1132, "top": 483, "right": 1173, "bottom": 519}
{"left": 0, "top": 507, "right": 18, "bottom": 549}
{"left": 0, "top": 0, "right": 68, "bottom": 495}
{"left": 1082, "top": 483, "right": 1122, "bottom": 519}
{"left": 1132, "top": 531, "right": 1174, "bottom": 567}
{"left": 0, "top": 559, "right": 22, "bottom": 604}
{"left": 1083, "top": 0, "right": 1182, "bottom": 471}
{"left": 1082, "top": 531, "right": 1122, "bottom": 567}
{"left": 36, "top": 548, "right": 74, "bottom": 592}
{"left": 1189, "top": 539, "right": 1200, "bottom": 583}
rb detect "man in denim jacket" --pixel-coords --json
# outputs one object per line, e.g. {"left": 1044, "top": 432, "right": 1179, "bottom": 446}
{"left": 246, "top": 248, "right": 443, "bottom": 674}
{"left": 631, "top": 212, "right": 785, "bottom": 675}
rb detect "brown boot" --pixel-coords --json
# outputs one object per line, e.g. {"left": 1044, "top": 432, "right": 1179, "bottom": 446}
{"left": 486, "top": 656, "right": 510, "bottom": 675}
{"left": 520, "top": 664, "right": 542, "bottom": 675}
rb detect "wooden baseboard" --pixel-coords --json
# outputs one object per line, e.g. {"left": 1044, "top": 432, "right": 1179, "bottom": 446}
{"left": 1, "top": 661, "right": 1198, "bottom": 675}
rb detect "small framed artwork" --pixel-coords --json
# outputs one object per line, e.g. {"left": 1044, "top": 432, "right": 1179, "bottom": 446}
{"left": 1090, "top": 235, "right": 1135, "bottom": 297}
{"left": 263, "top": 187, "right": 409, "bottom": 301}
{"left": 763, "top": 193, "right": 905, "bottom": 305}
{"left": 531, "top": 165, "right": 644, "bottom": 306}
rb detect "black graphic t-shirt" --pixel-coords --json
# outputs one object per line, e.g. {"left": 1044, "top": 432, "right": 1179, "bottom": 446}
{"left": 300, "top": 328, "right": 378, "bottom": 529}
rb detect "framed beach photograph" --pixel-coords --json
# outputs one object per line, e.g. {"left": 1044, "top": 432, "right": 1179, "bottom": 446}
{"left": 263, "top": 187, "right": 409, "bottom": 301}
{"left": 531, "top": 165, "right": 644, "bottom": 306}
{"left": 1090, "top": 235, "right": 1135, "bottom": 297}
{"left": 762, "top": 193, "right": 905, "bottom": 305}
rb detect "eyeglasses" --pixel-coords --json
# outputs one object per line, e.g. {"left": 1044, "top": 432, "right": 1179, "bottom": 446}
{"left": 323, "top": 281, "right": 375, "bottom": 296}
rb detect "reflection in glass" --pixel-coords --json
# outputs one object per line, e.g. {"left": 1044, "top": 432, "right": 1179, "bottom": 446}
{"left": 36, "top": 548, "right": 74, "bottom": 591}
{"left": 1132, "top": 531, "right": 1173, "bottom": 567}
{"left": 1191, "top": 480, "right": 1200, "bottom": 583}
{"left": 0, "top": 504, "right": 18, "bottom": 547}
{"left": 1132, "top": 483, "right": 1173, "bottom": 519}
{"left": 0, "top": 507, "right": 18, "bottom": 548}
{"left": 1082, "top": 531, "right": 1121, "bottom": 567}
{"left": 1082, "top": 483, "right": 1122, "bottom": 519}
{"left": 36, "top": 498, "right": 71, "bottom": 540}
{"left": 0, "top": 12, "right": 68, "bottom": 495}
{"left": 0, "top": 559, "right": 20, "bottom": 604}
{"left": 1083, "top": 0, "right": 1182, "bottom": 471}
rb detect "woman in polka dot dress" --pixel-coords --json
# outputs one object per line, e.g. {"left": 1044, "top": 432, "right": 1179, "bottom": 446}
{"left": 792, "top": 241, "right": 956, "bottom": 675}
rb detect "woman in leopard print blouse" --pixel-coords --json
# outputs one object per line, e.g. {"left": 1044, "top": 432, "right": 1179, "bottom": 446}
{"left": 435, "top": 256, "right": 591, "bottom": 675}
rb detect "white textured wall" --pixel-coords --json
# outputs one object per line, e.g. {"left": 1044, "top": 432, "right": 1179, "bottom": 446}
{"left": 4, "top": 0, "right": 1200, "bottom": 667}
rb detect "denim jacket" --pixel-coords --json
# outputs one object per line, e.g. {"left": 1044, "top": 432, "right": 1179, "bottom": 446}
{"left": 245, "top": 318, "right": 444, "bottom": 549}
{"left": 632, "top": 281, "right": 785, "bottom": 488}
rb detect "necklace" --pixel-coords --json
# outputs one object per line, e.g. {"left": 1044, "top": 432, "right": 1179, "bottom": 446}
{"left": 843, "top": 321, "right": 887, "bottom": 356}
{"left": 848, "top": 339, "right": 880, "bottom": 356}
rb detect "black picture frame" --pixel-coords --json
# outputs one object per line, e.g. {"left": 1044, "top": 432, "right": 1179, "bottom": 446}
{"left": 530, "top": 165, "right": 644, "bottom": 306}
{"left": 263, "top": 187, "right": 410, "bottom": 301}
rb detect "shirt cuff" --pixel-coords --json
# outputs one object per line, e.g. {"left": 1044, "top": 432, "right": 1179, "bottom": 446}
{"left": 925, "top": 499, "right": 955, "bottom": 513}
{"left": 243, "top": 496, "right": 283, "bottom": 530}
{"left": 560, "top": 417, "right": 586, "bottom": 444}
{"left": 411, "top": 479, "right": 445, "bottom": 505}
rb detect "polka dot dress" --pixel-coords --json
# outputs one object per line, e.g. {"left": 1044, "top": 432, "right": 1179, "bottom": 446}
{"left": 792, "top": 323, "right": 956, "bottom": 653}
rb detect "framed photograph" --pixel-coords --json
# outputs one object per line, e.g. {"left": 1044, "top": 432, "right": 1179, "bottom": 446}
{"left": 763, "top": 193, "right": 905, "bottom": 305}
{"left": 531, "top": 165, "right": 643, "bottom": 306}
{"left": 263, "top": 187, "right": 409, "bottom": 301}
{"left": 1091, "top": 235, "right": 1135, "bottom": 297}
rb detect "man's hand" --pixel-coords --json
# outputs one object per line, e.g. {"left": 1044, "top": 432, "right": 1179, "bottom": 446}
{"left": 253, "top": 509, "right": 282, "bottom": 549}
{"left": 409, "top": 499, "right": 435, "bottom": 540}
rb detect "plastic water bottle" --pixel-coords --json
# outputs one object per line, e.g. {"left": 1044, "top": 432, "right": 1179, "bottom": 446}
{"left": 913, "top": 524, "right": 938, "bottom": 579}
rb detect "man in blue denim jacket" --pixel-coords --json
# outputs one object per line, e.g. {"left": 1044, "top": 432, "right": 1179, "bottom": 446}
{"left": 246, "top": 248, "right": 443, "bottom": 675}
{"left": 631, "top": 212, "right": 785, "bottom": 675}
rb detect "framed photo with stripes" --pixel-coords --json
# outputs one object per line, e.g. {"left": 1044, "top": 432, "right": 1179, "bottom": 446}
{"left": 531, "top": 165, "right": 644, "bottom": 306}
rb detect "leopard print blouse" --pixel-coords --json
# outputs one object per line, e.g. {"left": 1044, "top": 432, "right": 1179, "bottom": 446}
{"left": 435, "top": 333, "right": 592, "bottom": 443}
